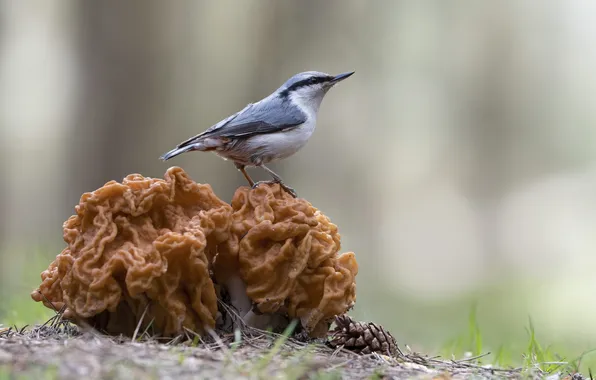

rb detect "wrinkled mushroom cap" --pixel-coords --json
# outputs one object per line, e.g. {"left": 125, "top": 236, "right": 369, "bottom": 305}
{"left": 32, "top": 167, "right": 232, "bottom": 336}
{"left": 213, "top": 183, "right": 358, "bottom": 336}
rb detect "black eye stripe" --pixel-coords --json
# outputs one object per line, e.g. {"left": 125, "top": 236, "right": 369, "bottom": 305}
{"left": 282, "top": 76, "right": 333, "bottom": 95}
{"left": 310, "top": 76, "right": 331, "bottom": 85}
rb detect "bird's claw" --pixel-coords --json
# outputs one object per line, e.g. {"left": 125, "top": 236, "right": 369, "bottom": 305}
{"left": 251, "top": 180, "right": 276, "bottom": 193}
{"left": 279, "top": 183, "right": 298, "bottom": 198}
{"left": 251, "top": 180, "right": 273, "bottom": 189}
{"left": 251, "top": 180, "right": 298, "bottom": 198}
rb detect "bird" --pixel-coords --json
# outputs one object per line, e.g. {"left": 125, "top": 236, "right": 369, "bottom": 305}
{"left": 159, "top": 70, "right": 355, "bottom": 197}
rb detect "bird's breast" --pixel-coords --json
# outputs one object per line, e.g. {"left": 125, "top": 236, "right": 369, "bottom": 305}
{"left": 247, "top": 120, "right": 316, "bottom": 162}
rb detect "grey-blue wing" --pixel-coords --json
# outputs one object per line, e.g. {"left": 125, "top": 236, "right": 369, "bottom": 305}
{"left": 212, "top": 99, "right": 306, "bottom": 138}
{"left": 178, "top": 98, "right": 306, "bottom": 147}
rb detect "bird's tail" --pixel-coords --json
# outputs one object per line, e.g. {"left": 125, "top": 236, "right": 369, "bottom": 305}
{"left": 159, "top": 144, "right": 199, "bottom": 161}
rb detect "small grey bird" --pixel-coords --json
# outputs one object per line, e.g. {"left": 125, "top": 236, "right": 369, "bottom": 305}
{"left": 160, "top": 70, "right": 354, "bottom": 197}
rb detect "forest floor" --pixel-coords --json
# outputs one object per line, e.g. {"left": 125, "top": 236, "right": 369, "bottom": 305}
{"left": 0, "top": 315, "right": 585, "bottom": 380}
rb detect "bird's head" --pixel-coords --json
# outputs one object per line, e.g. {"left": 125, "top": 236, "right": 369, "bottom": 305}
{"left": 277, "top": 71, "right": 354, "bottom": 106}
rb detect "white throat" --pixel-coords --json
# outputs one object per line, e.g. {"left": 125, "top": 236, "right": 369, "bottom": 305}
{"left": 289, "top": 88, "right": 328, "bottom": 120}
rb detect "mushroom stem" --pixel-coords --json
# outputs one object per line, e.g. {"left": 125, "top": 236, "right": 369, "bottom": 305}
{"left": 243, "top": 310, "right": 289, "bottom": 332}
{"left": 221, "top": 275, "right": 290, "bottom": 332}
{"left": 224, "top": 275, "right": 252, "bottom": 318}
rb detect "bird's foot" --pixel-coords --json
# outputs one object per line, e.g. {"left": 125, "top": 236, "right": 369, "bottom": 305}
{"left": 278, "top": 182, "right": 298, "bottom": 198}
{"left": 251, "top": 180, "right": 276, "bottom": 190}
{"left": 252, "top": 180, "right": 298, "bottom": 198}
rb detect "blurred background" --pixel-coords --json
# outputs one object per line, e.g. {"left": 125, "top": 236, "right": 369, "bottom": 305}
{"left": 1, "top": 0, "right": 596, "bottom": 368}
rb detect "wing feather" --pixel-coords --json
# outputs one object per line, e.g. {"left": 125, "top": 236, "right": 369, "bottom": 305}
{"left": 177, "top": 98, "right": 306, "bottom": 148}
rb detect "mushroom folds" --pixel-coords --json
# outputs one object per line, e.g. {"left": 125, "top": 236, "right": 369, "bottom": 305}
{"left": 32, "top": 169, "right": 358, "bottom": 338}
{"left": 213, "top": 183, "right": 358, "bottom": 337}
{"left": 31, "top": 167, "right": 232, "bottom": 336}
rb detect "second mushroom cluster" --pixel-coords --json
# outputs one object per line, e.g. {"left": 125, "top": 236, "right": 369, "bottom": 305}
{"left": 32, "top": 167, "right": 358, "bottom": 339}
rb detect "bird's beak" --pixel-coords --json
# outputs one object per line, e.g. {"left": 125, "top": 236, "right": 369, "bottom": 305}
{"left": 330, "top": 71, "right": 355, "bottom": 84}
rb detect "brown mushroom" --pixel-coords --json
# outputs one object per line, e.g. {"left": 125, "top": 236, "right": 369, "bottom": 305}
{"left": 31, "top": 167, "right": 232, "bottom": 337}
{"left": 213, "top": 183, "right": 358, "bottom": 337}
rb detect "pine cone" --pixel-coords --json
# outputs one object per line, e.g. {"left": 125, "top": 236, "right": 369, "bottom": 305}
{"left": 327, "top": 314, "right": 400, "bottom": 357}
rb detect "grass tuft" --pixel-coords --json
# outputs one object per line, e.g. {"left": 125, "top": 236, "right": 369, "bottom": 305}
{"left": 253, "top": 318, "right": 299, "bottom": 374}
{"left": 468, "top": 302, "right": 483, "bottom": 358}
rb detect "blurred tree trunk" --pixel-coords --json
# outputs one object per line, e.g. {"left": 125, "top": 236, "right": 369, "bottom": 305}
{"left": 459, "top": 2, "right": 561, "bottom": 271}
{"left": 459, "top": 4, "right": 516, "bottom": 269}
{"left": 67, "top": 1, "right": 173, "bottom": 197}
{"left": 0, "top": 0, "right": 78, "bottom": 294}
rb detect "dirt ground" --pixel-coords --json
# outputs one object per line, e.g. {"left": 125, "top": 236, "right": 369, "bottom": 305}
{"left": 0, "top": 318, "right": 580, "bottom": 380}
